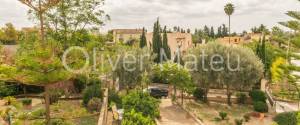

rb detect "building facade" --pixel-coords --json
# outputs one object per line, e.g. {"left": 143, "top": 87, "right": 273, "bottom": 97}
{"left": 112, "top": 29, "right": 143, "bottom": 43}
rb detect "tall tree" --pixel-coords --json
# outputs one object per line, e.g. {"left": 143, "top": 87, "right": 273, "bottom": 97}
{"left": 224, "top": 3, "right": 235, "bottom": 43}
{"left": 162, "top": 26, "right": 171, "bottom": 61}
{"left": 1, "top": 23, "right": 18, "bottom": 44}
{"left": 152, "top": 19, "right": 163, "bottom": 63}
{"left": 204, "top": 25, "right": 210, "bottom": 37}
{"left": 210, "top": 26, "right": 215, "bottom": 38}
{"left": 217, "top": 26, "right": 222, "bottom": 38}
{"left": 140, "top": 27, "right": 147, "bottom": 48}
{"left": 222, "top": 24, "right": 228, "bottom": 37}
{"left": 19, "top": 0, "right": 60, "bottom": 44}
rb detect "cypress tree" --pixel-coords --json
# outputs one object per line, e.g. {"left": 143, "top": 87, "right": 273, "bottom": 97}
{"left": 222, "top": 24, "right": 228, "bottom": 36}
{"left": 152, "top": 19, "right": 162, "bottom": 63}
{"left": 217, "top": 26, "right": 222, "bottom": 38}
{"left": 204, "top": 25, "right": 210, "bottom": 37}
{"left": 210, "top": 26, "right": 215, "bottom": 38}
{"left": 162, "top": 26, "right": 171, "bottom": 61}
{"left": 140, "top": 27, "right": 147, "bottom": 48}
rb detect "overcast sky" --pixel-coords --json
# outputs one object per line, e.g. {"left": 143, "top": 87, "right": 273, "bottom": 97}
{"left": 1, "top": 0, "right": 299, "bottom": 33}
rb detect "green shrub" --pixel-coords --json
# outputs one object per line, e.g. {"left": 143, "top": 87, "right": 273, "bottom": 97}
{"left": 108, "top": 89, "right": 122, "bottom": 108}
{"left": 87, "top": 97, "right": 102, "bottom": 112}
{"left": 73, "top": 76, "right": 87, "bottom": 93}
{"left": 83, "top": 83, "right": 103, "bottom": 107}
{"left": 273, "top": 112, "right": 297, "bottom": 125}
{"left": 0, "top": 82, "right": 20, "bottom": 97}
{"left": 219, "top": 111, "right": 228, "bottom": 120}
{"left": 249, "top": 90, "right": 266, "bottom": 102}
{"left": 31, "top": 108, "right": 46, "bottom": 117}
{"left": 236, "top": 93, "right": 247, "bottom": 104}
{"left": 50, "top": 119, "right": 73, "bottom": 125}
{"left": 49, "top": 89, "right": 64, "bottom": 104}
{"left": 235, "top": 119, "right": 244, "bottom": 125}
{"left": 243, "top": 114, "right": 250, "bottom": 122}
{"left": 253, "top": 101, "right": 268, "bottom": 113}
{"left": 193, "top": 88, "right": 205, "bottom": 101}
{"left": 122, "top": 109, "right": 155, "bottom": 125}
{"left": 122, "top": 91, "right": 160, "bottom": 119}
{"left": 21, "top": 98, "right": 32, "bottom": 106}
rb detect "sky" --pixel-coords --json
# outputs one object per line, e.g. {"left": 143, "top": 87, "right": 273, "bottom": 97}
{"left": 0, "top": 0, "right": 300, "bottom": 33}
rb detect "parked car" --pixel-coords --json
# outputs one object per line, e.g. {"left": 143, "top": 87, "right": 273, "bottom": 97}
{"left": 147, "top": 87, "right": 169, "bottom": 98}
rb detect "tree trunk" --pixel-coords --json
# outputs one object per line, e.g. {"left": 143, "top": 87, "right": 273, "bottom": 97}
{"left": 39, "top": 0, "right": 45, "bottom": 43}
{"left": 181, "top": 89, "right": 184, "bottom": 106}
{"left": 228, "top": 15, "right": 231, "bottom": 43}
{"left": 45, "top": 85, "right": 51, "bottom": 125}
{"left": 226, "top": 85, "right": 232, "bottom": 106}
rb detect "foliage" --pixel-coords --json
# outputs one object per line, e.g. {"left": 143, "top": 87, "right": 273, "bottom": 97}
{"left": 249, "top": 90, "right": 267, "bottom": 102}
{"left": 219, "top": 111, "right": 228, "bottom": 120}
{"left": 153, "top": 62, "right": 194, "bottom": 94}
{"left": 73, "top": 75, "right": 88, "bottom": 93}
{"left": 273, "top": 112, "right": 297, "bottom": 125}
{"left": 193, "top": 88, "right": 205, "bottom": 101}
{"left": 271, "top": 57, "right": 287, "bottom": 83}
{"left": 0, "top": 82, "right": 20, "bottom": 98}
{"left": 224, "top": 3, "right": 235, "bottom": 16}
{"left": 113, "top": 46, "right": 153, "bottom": 90}
{"left": 234, "top": 118, "right": 244, "bottom": 125}
{"left": 122, "top": 91, "right": 160, "bottom": 119}
{"left": 162, "top": 26, "right": 171, "bottom": 61}
{"left": 108, "top": 89, "right": 122, "bottom": 108}
{"left": 243, "top": 114, "right": 250, "bottom": 122}
{"left": 186, "top": 42, "right": 264, "bottom": 105}
{"left": 0, "top": 23, "right": 18, "bottom": 45}
{"left": 152, "top": 19, "right": 163, "bottom": 63}
{"left": 21, "top": 98, "right": 32, "bottom": 106}
{"left": 87, "top": 97, "right": 102, "bottom": 112}
{"left": 50, "top": 119, "right": 73, "bottom": 125}
{"left": 83, "top": 83, "right": 103, "bottom": 107}
{"left": 49, "top": 89, "right": 64, "bottom": 104}
{"left": 122, "top": 109, "right": 155, "bottom": 125}
{"left": 40, "top": 0, "right": 110, "bottom": 48}
{"left": 140, "top": 27, "right": 147, "bottom": 48}
{"left": 253, "top": 101, "right": 268, "bottom": 113}
{"left": 236, "top": 93, "right": 247, "bottom": 104}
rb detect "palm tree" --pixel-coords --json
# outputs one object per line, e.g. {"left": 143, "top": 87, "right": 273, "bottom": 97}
{"left": 224, "top": 3, "right": 235, "bottom": 44}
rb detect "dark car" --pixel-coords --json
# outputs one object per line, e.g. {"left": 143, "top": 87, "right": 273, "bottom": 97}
{"left": 148, "top": 87, "right": 169, "bottom": 98}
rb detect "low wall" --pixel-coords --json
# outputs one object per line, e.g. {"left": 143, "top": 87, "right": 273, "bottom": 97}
{"left": 98, "top": 88, "right": 109, "bottom": 125}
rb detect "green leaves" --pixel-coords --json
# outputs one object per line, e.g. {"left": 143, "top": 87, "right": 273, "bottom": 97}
{"left": 224, "top": 3, "right": 235, "bottom": 16}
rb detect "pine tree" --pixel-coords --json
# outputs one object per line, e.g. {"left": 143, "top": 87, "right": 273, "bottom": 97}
{"left": 140, "top": 27, "right": 147, "bottom": 48}
{"left": 162, "top": 26, "right": 171, "bottom": 61}
{"left": 152, "top": 19, "right": 163, "bottom": 63}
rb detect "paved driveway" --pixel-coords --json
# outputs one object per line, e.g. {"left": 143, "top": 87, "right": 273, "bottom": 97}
{"left": 157, "top": 99, "right": 200, "bottom": 125}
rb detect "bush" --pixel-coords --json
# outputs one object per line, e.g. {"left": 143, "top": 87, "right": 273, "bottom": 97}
{"left": 108, "top": 89, "right": 122, "bottom": 108}
{"left": 273, "top": 112, "right": 297, "bottom": 125}
{"left": 122, "top": 91, "right": 160, "bottom": 119}
{"left": 50, "top": 119, "right": 73, "bottom": 125}
{"left": 249, "top": 90, "right": 266, "bottom": 102}
{"left": 49, "top": 89, "right": 64, "bottom": 104}
{"left": 83, "top": 83, "right": 103, "bottom": 107}
{"left": 21, "top": 98, "right": 32, "bottom": 106}
{"left": 73, "top": 77, "right": 87, "bottom": 93}
{"left": 193, "top": 88, "right": 205, "bottom": 101}
{"left": 235, "top": 119, "right": 244, "bottom": 125}
{"left": 243, "top": 114, "right": 250, "bottom": 122}
{"left": 122, "top": 109, "right": 155, "bottom": 125}
{"left": 0, "top": 82, "right": 20, "bottom": 97}
{"left": 31, "top": 108, "right": 46, "bottom": 117}
{"left": 219, "top": 112, "right": 228, "bottom": 120}
{"left": 253, "top": 101, "right": 268, "bottom": 113}
{"left": 236, "top": 93, "right": 247, "bottom": 104}
{"left": 87, "top": 97, "right": 102, "bottom": 112}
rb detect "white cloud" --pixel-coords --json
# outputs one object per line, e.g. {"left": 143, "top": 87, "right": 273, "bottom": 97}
{"left": 0, "top": 0, "right": 299, "bottom": 32}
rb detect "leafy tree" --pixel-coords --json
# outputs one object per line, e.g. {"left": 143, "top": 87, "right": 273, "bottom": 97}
{"left": 186, "top": 43, "right": 264, "bottom": 105}
{"left": 0, "top": 23, "right": 18, "bottom": 44}
{"left": 203, "top": 25, "right": 210, "bottom": 37}
{"left": 162, "top": 26, "right": 171, "bottom": 61}
{"left": 122, "top": 109, "right": 155, "bottom": 125}
{"left": 122, "top": 91, "right": 160, "bottom": 119}
{"left": 152, "top": 19, "right": 163, "bottom": 63}
{"left": 140, "top": 27, "right": 147, "bottom": 48}
{"left": 113, "top": 46, "right": 153, "bottom": 92}
{"left": 153, "top": 62, "right": 194, "bottom": 105}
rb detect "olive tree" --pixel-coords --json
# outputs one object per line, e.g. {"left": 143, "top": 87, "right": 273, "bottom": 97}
{"left": 185, "top": 43, "right": 264, "bottom": 105}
